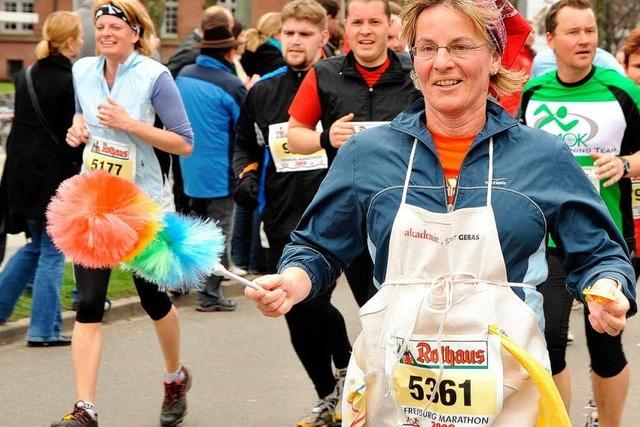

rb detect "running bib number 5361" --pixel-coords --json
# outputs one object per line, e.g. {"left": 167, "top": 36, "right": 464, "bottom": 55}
{"left": 408, "top": 375, "right": 471, "bottom": 406}
{"left": 393, "top": 366, "right": 497, "bottom": 416}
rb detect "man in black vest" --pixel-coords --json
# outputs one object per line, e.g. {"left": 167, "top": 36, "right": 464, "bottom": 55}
{"left": 233, "top": 1, "right": 352, "bottom": 425}
{"left": 287, "top": 0, "right": 420, "bottom": 307}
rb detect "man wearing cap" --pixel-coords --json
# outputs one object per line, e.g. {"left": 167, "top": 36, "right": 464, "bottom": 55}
{"left": 164, "top": 6, "right": 234, "bottom": 216}
{"left": 176, "top": 24, "right": 245, "bottom": 312}
{"left": 166, "top": 6, "right": 233, "bottom": 78}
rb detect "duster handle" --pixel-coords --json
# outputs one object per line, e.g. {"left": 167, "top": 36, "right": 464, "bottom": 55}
{"left": 213, "top": 263, "right": 263, "bottom": 291}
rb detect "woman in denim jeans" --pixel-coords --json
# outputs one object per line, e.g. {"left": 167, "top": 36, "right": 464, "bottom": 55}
{"left": 0, "top": 11, "right": 84, "bottom": 345}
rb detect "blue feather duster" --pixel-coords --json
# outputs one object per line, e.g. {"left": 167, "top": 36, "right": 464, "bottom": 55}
{"left": 122, "top": 213, "right": 226, "bottom": 291}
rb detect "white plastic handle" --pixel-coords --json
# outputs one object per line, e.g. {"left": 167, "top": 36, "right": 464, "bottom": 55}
{"left": 213, "top": 263, "right": 263, "bottom": 291}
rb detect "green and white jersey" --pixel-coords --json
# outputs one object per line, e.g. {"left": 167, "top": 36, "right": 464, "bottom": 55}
{"left": 522, "top": 66, "right": 640, "bottom": 250}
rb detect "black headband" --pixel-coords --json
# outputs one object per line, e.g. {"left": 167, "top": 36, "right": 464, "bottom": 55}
{"left": 95, "top": 4, "right": 141, "bottom": 35}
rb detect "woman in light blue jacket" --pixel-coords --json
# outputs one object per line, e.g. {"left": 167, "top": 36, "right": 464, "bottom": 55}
{"left": 53, "top": 2, "right": 193, "bottom": 426}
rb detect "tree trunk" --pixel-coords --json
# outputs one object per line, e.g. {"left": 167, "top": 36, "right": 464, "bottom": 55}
{"left": 145, "top": 0, "right": 167, "bottom": 35}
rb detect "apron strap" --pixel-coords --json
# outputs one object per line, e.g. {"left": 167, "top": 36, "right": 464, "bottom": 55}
{"left": 381, "top": 277, "right": 537, "bottom": 291}
{"left": 487, "top": 137, "right": 494, "bottom": 207}
{"left": 401, "top": 139, "right": 418, "bottom": 205}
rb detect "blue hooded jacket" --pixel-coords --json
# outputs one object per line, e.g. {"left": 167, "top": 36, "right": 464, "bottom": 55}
{"left": 177, "top": 55, "right": 246, "bottom": 198}
{"left": 279, "top": 99, "right": 637, "bottom": 325}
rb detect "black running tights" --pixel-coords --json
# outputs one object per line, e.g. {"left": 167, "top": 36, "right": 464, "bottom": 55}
{"left": 267, "top": 239, "right": 353, "bottom": 399}
{"left": 539, "top": 251, "right": 627, "bottom": 378}
{"left": 74, "top": 264, "right": 172, "bottom": 323}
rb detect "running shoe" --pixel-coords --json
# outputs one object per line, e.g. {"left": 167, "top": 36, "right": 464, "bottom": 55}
{"left": 584, "top": 396, "right": 599, "bottom": 427}
{"left": 51, "top": 401, "right": 98, "bottom": 427}
{"left": 333, "top": 368, "right": 347, "bottom": 422}
{"left": 295, "top": 396, "right": 340, "bottom": 427}
{"left": 567, "top": 330, "right": 575, "bottom": 344}
{"left": 160, "top": 366, "right": 192, "bottom": 426}
{"left": 228, "top": 265, "right": 248, "bottom": 276}
{"left": 195, "top": 297, "right": 237, "bottom": 312}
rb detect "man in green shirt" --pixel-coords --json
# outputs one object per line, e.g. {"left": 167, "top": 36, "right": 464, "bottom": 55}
{"left": 521, "top": 1, "right": 640, "bottom": 426}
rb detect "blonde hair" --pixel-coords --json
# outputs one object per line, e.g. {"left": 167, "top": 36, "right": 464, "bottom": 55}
{"left": 35, "top": 11, "right": 82, "bottom": 60}
{"left": 245, "top": 12, "right": 282, "bottom": 52}
{"left": 400, "top": 0, "right": 526, "bottom": 96}
{"left": 281, "top": 0, "right": 328, "bottom": 32}
{"left": 92, "top": 0, "right": 156, "bottom": 56}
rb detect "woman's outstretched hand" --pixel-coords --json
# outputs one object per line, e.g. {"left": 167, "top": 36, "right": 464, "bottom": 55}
{"left": 244, "top": 268, "right": 312, "bottom": 318}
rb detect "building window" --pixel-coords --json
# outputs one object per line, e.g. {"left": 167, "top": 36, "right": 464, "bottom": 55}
{"left": 161, "top": 0, "right": 178, "bottom": 37}
{"left": 8, "top": 59, "right": 23, "bottom": 82}
{"left": 2, "top": 1, "right": 35, "bottom": 33}
{"left": 217, "top": 0, "right": 237, "bottom": 14}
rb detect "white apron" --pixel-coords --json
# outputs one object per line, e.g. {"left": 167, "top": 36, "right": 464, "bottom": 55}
{"left": 342, "top": 139, "right": 550, "bottom": 427}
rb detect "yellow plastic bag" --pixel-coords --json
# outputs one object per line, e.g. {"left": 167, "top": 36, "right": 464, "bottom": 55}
{"left": 488, "top": 325, "right": 570, "bottom": 427}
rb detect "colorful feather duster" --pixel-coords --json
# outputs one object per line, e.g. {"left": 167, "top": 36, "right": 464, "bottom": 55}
{"left": 122, "top": 213, "right": 226, "bottom": 291}
{"left": 46, "top": 171, "right": 162, "bottom": 268}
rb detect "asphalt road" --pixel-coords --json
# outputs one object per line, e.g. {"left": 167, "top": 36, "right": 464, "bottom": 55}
{"left": 0, "top": 277, "right": 638, "bottom": 427}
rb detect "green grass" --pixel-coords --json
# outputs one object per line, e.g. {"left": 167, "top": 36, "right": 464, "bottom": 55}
{"left": 8, "top": 262, "right": 136, "bottom": 322}
{"left": 0, "top": 82, "right": 14, "bottom": 95}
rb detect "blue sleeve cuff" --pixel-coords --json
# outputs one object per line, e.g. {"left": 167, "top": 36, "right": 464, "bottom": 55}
{"left": 278, "top": 261, "right": 321, "bottom": 301}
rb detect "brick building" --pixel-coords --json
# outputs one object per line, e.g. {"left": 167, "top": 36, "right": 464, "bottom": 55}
{"left": 157, "top": 0, "right": 290, "bottom": 63}
{"left": 0, "top": 0, "right": 73, "bottom": 80}
{"left": 0, "top": 0, "right": 293, "bottom": 81}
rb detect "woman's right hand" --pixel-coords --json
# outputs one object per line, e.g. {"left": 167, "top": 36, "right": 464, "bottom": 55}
{"left": 244, "top": 268, "right": 312, "bottom": 317}
{"left": 66, "top": 122, "right": 89, "bottom": 147}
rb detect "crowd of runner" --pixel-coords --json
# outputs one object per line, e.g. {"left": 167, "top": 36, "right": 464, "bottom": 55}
{"left": 0, "top": 1, "right": 638, "bottom": 426}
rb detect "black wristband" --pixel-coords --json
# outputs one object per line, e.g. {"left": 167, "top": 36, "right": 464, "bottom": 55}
{"left": 320, "top": 128, "right": 332, "bottom": 150}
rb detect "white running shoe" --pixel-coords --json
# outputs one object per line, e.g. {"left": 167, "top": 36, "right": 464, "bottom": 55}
{"left": 295, "top": 396, "right": 339, "bottom": 427}
{"left": 584, "top": 396, "right": 599, "bottom": 427}
{"left": 228, "top": 265, "right": 248, "bottom": 276}
{"left": 333, "top": 368, "right": 347, "bottom": 422}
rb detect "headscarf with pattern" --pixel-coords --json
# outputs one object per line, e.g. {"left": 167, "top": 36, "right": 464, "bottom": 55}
{"left": 473, "top": 0, "right": 531, "bottom": 68}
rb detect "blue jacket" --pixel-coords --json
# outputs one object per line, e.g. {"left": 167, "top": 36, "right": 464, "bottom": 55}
{"left": 280, "top": 99, "right": 637, "bottom": 323}
{"left": 74, "top": 53, "right": 168, "bottom": 201}
{"left": 177, "top": 55, "right": 246, "bottom": 198}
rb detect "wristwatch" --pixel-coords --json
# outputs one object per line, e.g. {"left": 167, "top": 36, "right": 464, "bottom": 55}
{"left": 620, "top": 156, "right": 631, "bottom": 177}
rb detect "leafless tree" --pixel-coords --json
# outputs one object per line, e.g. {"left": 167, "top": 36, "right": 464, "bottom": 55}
{"left": 593, "top": 0, "right": 640, "bottom": 53}
{"left": 145, "top": 0, "right": 166, "bottom": 34}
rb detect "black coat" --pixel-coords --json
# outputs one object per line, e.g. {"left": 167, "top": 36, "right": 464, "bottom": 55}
{"left": 240, "top": 43, "right": 285, "bottom": 77}
{"left": 165, "top": 33, "right": 199, "bottom": 78}
{"left": 0, "top": 54, "right": 82, "bottom": 231}
{"left": 233, "top": 67, "right": 325, "bottom": 245}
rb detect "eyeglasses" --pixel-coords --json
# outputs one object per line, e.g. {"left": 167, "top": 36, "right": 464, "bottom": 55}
{"left": 410, "top": 43, "right": 486, "bottom": 59}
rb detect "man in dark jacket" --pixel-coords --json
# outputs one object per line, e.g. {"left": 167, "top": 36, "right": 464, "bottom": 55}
{"left": 233, "top": 1, "right": 351, "bottom": 424}
{"left": 176, "top": 24, "right": 245, "bottom": 312}
{"left": 166, "top": 6, "right": 233, "bottom": 78}
{"left": 165, "top": 6, "right": 233, "bottom": 215}
{"left": 287, "top": 0, "right": 421, "bottom": 307}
